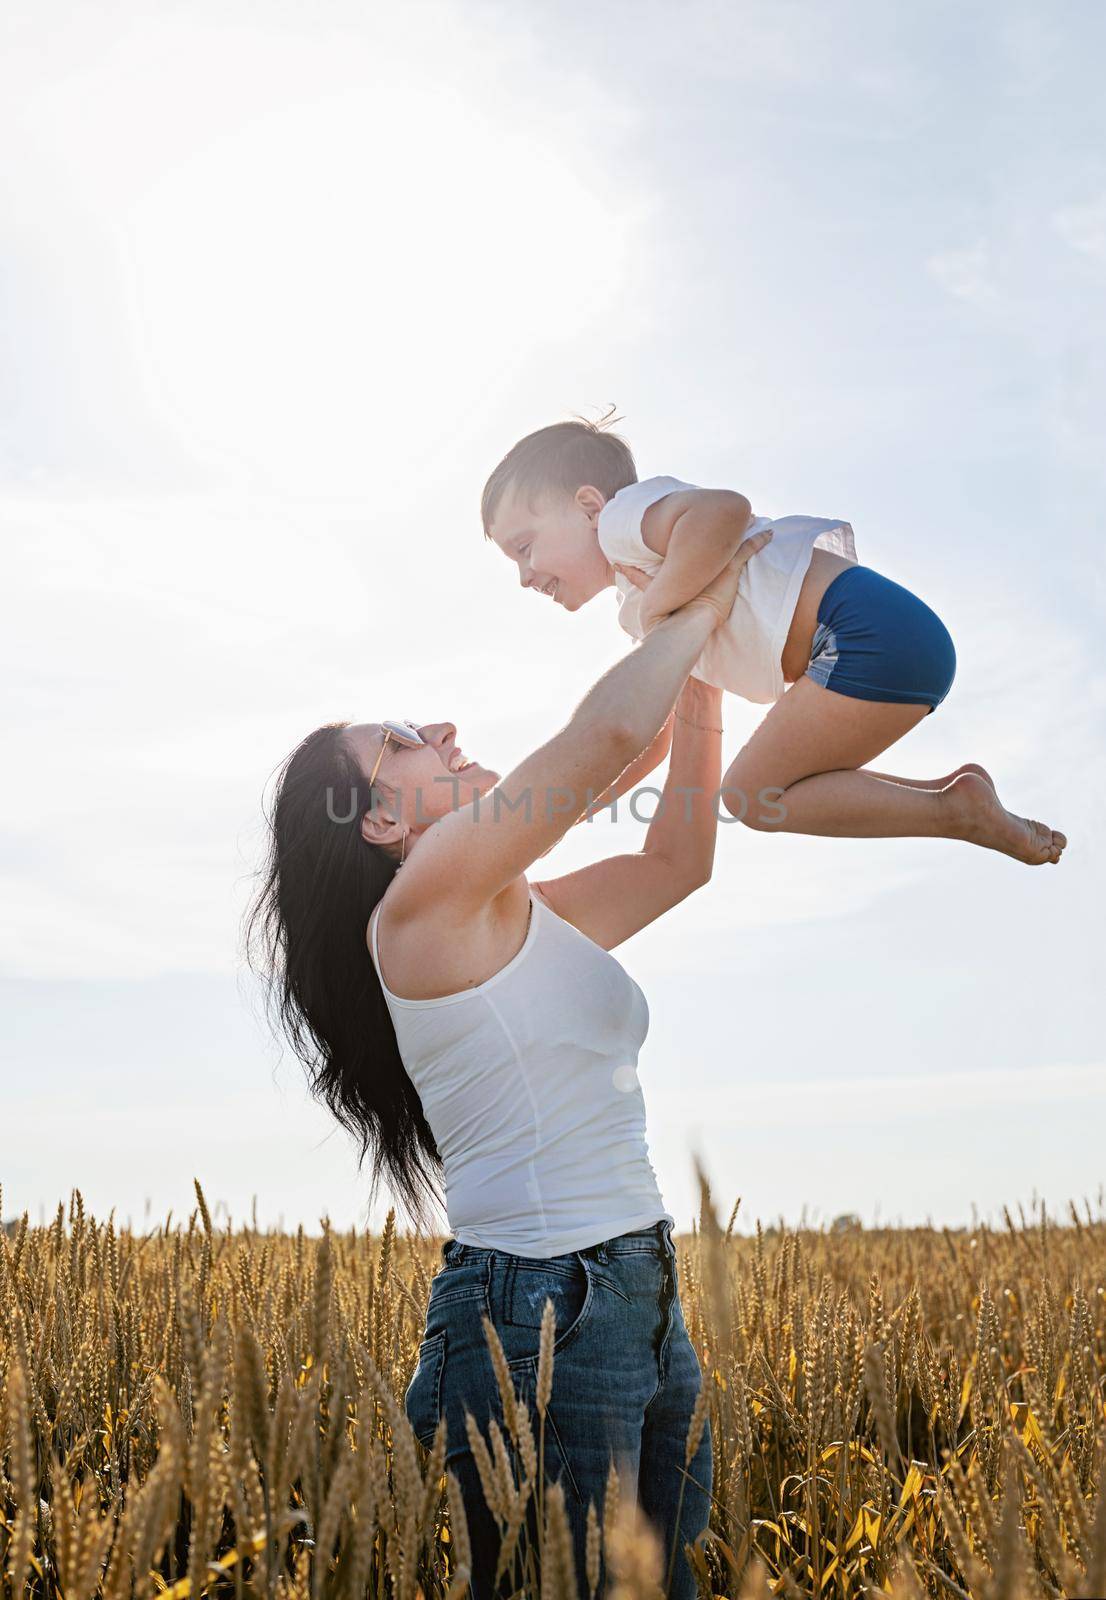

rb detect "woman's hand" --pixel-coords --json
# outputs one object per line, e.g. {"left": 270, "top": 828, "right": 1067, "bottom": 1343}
{"left": 684, "top": 527, "right": 772, "bottom": 626}
{"left": 618, "top": 526, "right": 772, "bottom": 635}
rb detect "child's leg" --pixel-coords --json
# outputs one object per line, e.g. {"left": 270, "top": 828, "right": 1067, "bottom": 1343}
{"left": 860, "top": 761, "right": 994, "bottom": 791}
{"left": 722, "top": 677, "right": 1065, "bottom": 864}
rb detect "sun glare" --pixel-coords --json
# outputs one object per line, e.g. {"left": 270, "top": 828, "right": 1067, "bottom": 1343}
{"left": 62, "top": 34, "right": 645, "bottom": 490}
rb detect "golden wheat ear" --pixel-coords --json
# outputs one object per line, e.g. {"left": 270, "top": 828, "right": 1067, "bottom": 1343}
{"left": 4, "top": 1192, "right": 1103, "bottom": 1600}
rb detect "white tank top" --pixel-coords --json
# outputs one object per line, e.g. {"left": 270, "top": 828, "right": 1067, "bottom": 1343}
{"left": 368, "top": 886, "right": 674, "bottom": 1258}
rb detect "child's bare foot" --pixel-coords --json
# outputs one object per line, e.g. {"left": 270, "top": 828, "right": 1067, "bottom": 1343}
{"left": 945, "top": 772, "right": 1066, "bottom": 864}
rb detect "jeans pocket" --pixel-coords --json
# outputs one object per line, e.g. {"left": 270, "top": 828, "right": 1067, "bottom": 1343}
{"left": 404, "top": 1330, "right": 446, "bottom": 1448}
{"left": 492, "top": 1254, "right": 594, "bottom": 1369}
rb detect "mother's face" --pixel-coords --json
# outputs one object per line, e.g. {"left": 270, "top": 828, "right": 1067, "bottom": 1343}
{"left": 345, "top": 721, "right": 500, "bottom": 850}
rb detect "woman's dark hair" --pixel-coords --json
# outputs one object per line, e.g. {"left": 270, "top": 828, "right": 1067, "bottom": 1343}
{"left": 242, "top": 721, "right": 444, "bottom": 1230}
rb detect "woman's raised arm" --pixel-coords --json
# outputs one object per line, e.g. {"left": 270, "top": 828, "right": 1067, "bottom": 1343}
{"left": 530, "top": 675, "right": 728, "bottom": 950}
{"left": 390, "top": 529, "right": 770, "bottom": 920}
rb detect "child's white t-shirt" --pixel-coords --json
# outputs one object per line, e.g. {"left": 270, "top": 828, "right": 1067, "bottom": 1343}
{"left": 597, "top": 476, "right": 858, "bottom": 703}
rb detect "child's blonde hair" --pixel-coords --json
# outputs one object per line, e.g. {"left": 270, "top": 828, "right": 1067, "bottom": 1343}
{"left": 481, "top": 406, "right": 638, "bottom": 536}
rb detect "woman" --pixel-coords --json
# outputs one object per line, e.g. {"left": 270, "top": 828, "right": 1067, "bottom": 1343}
{"left": 245, "top": 529, "right": 769, "bottom": 1597}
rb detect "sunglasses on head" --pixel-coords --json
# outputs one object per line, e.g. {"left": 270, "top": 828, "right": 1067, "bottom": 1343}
{"left": 367, "top": 720, "right": 427, "bottom": 789}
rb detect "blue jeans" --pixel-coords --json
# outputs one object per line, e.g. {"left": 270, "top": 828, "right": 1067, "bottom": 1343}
{"left": 404, "top": 1219, "right": 712, "bottom": 1599}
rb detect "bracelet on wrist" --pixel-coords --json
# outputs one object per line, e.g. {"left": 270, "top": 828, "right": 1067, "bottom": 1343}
{"left": 674, "top": 709, "right": 723, "bottom": 734}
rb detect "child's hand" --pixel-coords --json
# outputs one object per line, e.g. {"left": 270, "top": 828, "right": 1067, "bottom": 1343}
{"left": 613, "top": 562, "right": 654, "bottom": 592}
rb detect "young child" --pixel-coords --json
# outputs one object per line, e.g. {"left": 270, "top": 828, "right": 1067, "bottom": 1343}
{"left": 482, "top": 416, "right": 1066, "bottom": 865}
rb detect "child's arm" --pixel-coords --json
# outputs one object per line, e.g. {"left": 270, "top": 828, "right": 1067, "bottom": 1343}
{"left": 636, "top": 488, "right": 755, "bottom": 633}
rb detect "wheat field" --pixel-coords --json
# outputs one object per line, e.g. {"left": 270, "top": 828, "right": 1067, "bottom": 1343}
{"left": 0, "top": 1179, "right": 1103, "bottom": 1600}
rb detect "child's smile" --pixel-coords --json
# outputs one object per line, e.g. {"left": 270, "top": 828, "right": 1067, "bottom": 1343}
{"left": 486, "top": 482, "right": 615, "bottom": 613}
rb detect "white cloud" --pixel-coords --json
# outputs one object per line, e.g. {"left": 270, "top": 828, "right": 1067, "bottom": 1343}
{"left": 927, "top": 242, "right": 997, "bottom": 306}
{"left": 1052, "top": 195, "right": 1106, "bottom": 262}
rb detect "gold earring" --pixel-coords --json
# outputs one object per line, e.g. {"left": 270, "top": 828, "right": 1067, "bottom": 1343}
{"left": 398, "top": 828, "right": 408, "bottom": 867}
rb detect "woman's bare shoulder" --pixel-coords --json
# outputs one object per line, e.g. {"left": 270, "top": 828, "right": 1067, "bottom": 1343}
{"left": 367, "top": 873, "right": 533, "bottom": 1002}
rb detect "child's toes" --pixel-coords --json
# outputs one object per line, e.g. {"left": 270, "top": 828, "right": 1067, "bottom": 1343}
{"left": 1029, "top": 820, "right": 1066, "bottom": 863}
{"left": 1027, "top": 820, "right": 1055, "bottom": 861}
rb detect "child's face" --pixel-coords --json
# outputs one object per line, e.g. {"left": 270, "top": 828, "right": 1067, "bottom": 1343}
{"left": 488, "top": 483, "right": 614, "bottom": 612}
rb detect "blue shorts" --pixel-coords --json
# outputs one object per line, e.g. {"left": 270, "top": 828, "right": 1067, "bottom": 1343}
{"left": 805, "top": 565, "right": 956, "bottom": 714}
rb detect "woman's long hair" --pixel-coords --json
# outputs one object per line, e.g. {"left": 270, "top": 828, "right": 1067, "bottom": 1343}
{"left": 242, "top": 721, "right": 445, "bottom": 1229}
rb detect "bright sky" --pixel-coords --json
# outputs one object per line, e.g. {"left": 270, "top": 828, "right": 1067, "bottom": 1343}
{"left": 3, "top": 0, "right": 1103, "bottom": 1236}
